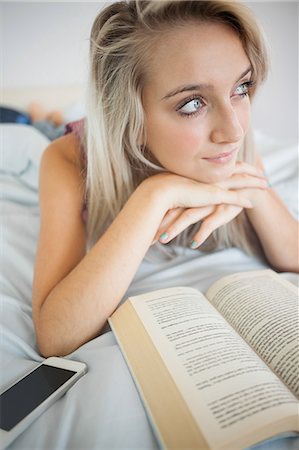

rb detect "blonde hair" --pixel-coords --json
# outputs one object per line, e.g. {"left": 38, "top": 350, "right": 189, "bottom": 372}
{"left": 85, "top": 0, "right": 269, "bottom": 259}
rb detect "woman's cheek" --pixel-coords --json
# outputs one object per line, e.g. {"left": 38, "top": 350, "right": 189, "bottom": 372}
{"left": 238, "top": 99, "right": 251, "bottom": 132}
{"left": 163, "top": 121, "right": 204, "bottom": 159}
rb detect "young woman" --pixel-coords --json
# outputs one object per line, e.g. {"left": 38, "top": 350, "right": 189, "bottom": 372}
{"left": 32, "top": 0, "right": 299, "bottom": 357}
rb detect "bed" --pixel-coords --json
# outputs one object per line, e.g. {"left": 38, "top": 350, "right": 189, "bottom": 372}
{"left": 1, "top": 102, "right": 298, "bottom": 449}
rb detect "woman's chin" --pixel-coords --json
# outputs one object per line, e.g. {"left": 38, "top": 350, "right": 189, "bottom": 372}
{"left": 169, "top": 160, "right": 237, "bottom": 184}
{"left": 193, "top": 166, "right": 235, "bottom": 184}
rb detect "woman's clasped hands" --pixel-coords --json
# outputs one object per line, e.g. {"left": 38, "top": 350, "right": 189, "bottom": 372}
{"left": 149, "top": 162, "right": 269, "bottom": 248}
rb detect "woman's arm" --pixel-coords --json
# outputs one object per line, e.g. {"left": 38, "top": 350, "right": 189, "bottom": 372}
{"left": 33, "top": 138, "right": 168, "bottom": 357}
{"left": 245, "top": 182, "right": 299, "bottom": 273}
{"left": 238, "top": 153, "right": 299, "bottom": 273}
{"left": 33, "top": 141, "right": 254, "bottom": 357}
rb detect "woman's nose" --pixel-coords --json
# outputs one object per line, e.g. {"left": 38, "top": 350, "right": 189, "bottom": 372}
{"left": 210, "top": 104, "right": 243, "bottom": 144}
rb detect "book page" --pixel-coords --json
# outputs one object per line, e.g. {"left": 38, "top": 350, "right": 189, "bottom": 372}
{"left": 206, "top": 270, "right": 299, "bottom": 398}
{"left": 130, "top": 287, "right": 298, "bottom": 450}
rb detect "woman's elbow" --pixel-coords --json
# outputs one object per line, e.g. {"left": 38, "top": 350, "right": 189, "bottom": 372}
{"left": 35, "top": 327, "right": 69, "bottom": 358}
{"left": 270, "top": 254, "right": 299, "bottom": 274}
{"left": 33, "top": 312, "right": 71, "bottom": 358}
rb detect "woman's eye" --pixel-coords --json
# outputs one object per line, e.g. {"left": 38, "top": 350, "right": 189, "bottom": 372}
{"left": 234, "top": 81, "right": 254, "bottom": 97}
{"left": 178, "top": 97, "right": 204, "bottom": 116}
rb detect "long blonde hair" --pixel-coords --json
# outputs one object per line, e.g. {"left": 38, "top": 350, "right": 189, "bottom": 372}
{"left": 85, "top": 0, "right": 269, "bottom": 259}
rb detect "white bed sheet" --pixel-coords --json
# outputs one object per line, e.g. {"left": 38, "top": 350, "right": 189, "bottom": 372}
{"left": 0, "top": 124, "right": 298, "bottom": 450}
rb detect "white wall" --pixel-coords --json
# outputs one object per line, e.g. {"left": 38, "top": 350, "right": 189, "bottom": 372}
{"left": 246, "top": 1, "right": 298, "bottom": 144}
{"left": 2, "top": 2, "right": 104, "bottom": 87}
{"left": 1, "top": 1, "right": 298, "bottom": 143}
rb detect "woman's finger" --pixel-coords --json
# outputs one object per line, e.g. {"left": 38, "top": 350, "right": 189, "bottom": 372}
{"left": 158, "top": 205, "right": 216, "bottom": 244}
{"left": 232, "top": 161, "right": 265, "bottom": 177}
{"left": 190, "top": 204, "right": 242, "bottom": 248}
{"left": 207, "top": 187, "right": 253, "bottom": 209}
{"left": 152, "top": 207, "right": 185, "bottom": 243}
{"left": 216, "top": 174, "right": 268, "bottom": 190}
{"left": 158, "top": 207, "right": 185, "bottom": 231}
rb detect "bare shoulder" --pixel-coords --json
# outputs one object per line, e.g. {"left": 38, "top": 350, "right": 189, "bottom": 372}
{"left": 39, "top": 130, "right": 85, "bottom": 239}
{"left": 42, "top": 132, "right": 83, "bottom": 167}
{"left": 40, "top": 131, "right": 85, "bottom": 202}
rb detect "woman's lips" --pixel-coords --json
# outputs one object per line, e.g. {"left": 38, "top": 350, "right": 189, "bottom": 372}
{"left": 202, "top": 149, "right": 237, "bottom": 164}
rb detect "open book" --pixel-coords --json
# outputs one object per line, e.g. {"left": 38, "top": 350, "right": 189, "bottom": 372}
{"left": 109, "top": 269, "right": 299, "bottom": 450}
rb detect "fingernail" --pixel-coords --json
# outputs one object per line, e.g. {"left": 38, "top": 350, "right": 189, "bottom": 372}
{"left": 190, "top": 240, "right": 198, "bottom": 249}
{"left": 262, "top": 173, "right": 271, "bottom": 187}
{"left": 159, "top": 232, "right": 169, "bottom": 242}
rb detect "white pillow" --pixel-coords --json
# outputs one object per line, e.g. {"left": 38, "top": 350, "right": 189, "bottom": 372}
{"left": 0, "top": 124, "right": 50, "bottom": 190}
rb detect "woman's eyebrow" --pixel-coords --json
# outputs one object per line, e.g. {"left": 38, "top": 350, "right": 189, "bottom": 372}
{"left": 161, "top": 66, "right": 252, "bottom": 100}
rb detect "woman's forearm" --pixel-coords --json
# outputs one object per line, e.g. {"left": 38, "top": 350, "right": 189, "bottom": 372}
{"left": 36, "top": 182, "right": 166, "bottom": 357}
{"left": 246, "top": 188, "right": 299, "bottom": 273}
{"left": 35, "top": 173, "right": 256, "bottom": 357}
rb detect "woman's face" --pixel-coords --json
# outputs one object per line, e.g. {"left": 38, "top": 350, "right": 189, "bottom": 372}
{"left": 142, "top": 22, "right": 253, "bottom": 183}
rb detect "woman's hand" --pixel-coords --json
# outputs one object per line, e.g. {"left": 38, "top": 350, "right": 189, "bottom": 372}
{"left": 151, "top": 162, "right": 268, "bottom": 248}
{"left": 216, "top": 161, "right": 269, "bottom": 205}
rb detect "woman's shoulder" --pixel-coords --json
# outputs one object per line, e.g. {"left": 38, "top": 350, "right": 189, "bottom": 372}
{"left": 46, "top": 132, "right": 80, "bottom": 165}
{"left": 41, "top": 122, "right": 88, "bottom": 223}
{"left": 47, "top": 118, "right": 86, "bottom": 170}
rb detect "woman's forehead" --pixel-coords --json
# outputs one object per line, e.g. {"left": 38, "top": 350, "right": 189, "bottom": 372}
{"left": 143, "top": 22, "right": 250, "bottom": 94}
